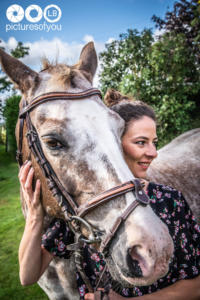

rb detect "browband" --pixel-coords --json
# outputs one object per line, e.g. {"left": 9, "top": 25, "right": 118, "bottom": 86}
{"left": 19, "top": 88, "right": 102, "bottom": 118}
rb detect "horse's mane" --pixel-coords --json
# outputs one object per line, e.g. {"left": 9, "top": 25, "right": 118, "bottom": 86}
{"left": 40, "top": 58, "right": 80, "bottom": 87}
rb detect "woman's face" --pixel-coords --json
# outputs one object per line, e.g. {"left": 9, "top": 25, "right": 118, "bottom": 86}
{"left": 122, "top": 116, "right": 158, "bottom": 178}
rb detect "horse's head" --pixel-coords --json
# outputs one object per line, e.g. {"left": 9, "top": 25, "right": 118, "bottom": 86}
{"left": 0, "top": 43, "right": 173, "bottom": 287}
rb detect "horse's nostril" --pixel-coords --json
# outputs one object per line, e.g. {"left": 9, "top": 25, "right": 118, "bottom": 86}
{"left": 126, "top": 247, "right": 143, "bottom": 278}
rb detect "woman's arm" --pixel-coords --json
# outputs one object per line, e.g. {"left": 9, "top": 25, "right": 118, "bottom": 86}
{"left": 85, "top": 276, "right": 200, "bottom": 300}
{"left": 136, "top": 276, "right": 200, "bottom": 300}
{"left": 18, "top": 161, "right": 53, "bottom": 285}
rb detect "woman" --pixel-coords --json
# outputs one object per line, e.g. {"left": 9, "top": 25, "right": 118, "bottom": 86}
{"left": 18, "top": 90, "right": 200, "bottom": 299}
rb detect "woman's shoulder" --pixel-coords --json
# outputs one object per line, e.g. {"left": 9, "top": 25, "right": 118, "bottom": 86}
{"left": 147, "top": 181, "right": 182, "bottom": 198}
{"left": 147, "top": 181, "right": 194, "bottom": 219}
{"left": 146, "top": 181, "right": 187, "bottom": 213}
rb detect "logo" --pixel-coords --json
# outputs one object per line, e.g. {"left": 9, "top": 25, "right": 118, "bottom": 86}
{"left": 6, "top": 4, "right": 24, "bottom": 23}
{"left": 25, "top": 5, "right": 43, "bottom": 23}
{"left": 6, "top": 4, "right": 62, "bottom": 23}
{"left": 5, "top": 4, "right": 62, "bottom": 32}
{"left": 44, "top": 5, "right": 62, "bottom": 23}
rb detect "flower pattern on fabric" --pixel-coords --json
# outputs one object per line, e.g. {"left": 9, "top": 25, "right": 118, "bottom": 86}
{"left": 41, "top": 182, "right": 200, "bottom": 298}
{"left": 42, "top": 218, "right": 74, "bottom": 259}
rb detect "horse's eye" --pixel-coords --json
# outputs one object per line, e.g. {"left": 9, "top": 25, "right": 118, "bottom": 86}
{"left": 44, "top": 139, "right": 63, "bottom": 150}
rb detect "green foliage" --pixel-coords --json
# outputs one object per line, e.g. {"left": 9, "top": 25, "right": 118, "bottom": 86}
{"left": 0, "top": 145, "right": 48, "bottom": 300}
{"left": 0, "top": 42, "right": 29, "bottom": 156}
{"left": 3, "top": 95, "right": 20, "bottom": 157}
{"left": 99, "top": 29, "right": 154, "bottom": 95}
{"left": 0, "top": 125, "right": 6, "bottom": 145}
{"left": 99, "top": 3, "right": 200, "bottom": 146}
{"left": 10, "top": 41, "right": 29, "bottom": 59}
{"left": 152, "top": 0, "right": 200, "bottom": 65}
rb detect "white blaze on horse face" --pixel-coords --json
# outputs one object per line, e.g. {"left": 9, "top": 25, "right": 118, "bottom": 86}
{"left": 66, "top": 99, "right": 131, "bottom": 183}
{"left": 34, "top": 96, "right": 133, "bottom": 192}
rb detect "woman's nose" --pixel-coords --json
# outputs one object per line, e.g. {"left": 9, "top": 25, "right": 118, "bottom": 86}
{"left": 145, "top": 144, "right": 157, "bottom": 158}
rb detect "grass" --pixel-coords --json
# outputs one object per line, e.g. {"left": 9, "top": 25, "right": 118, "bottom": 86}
{"left": 0, "top": 145, "right": 48, "bottom": 300}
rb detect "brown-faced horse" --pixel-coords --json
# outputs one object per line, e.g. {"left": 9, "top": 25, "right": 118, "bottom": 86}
{"left": 0, "top": 43, "right": 173, "bottom": 300}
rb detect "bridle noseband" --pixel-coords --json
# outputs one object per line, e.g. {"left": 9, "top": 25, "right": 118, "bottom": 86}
{"left": 17, "top": 88, "right": 150, "bottom": 291}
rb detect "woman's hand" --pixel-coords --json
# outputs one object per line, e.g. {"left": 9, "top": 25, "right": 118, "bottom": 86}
{"left": 18, "top": 160, "right": 43, "bottom": 220}
{"left": 84, "top": 293, "right": 94, "bottom": 300}
{"left": 18, "top": 161, "right": 53, "bottom": 285}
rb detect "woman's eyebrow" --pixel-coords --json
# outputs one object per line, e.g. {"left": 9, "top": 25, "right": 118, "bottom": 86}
{"left": 134, "top": 136, "right": 149, "bottom": 140}
{"left": 134, "top": 136, "right": 158, "bottom": 141}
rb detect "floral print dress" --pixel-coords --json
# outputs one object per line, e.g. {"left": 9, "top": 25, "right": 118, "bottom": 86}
{"left": 42, "top": 182, "right": 200, "bottom": 298}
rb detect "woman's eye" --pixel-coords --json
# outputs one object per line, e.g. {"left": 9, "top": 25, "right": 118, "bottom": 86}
{"left": 136, "top": 141, "right": 145, "bottom": 145}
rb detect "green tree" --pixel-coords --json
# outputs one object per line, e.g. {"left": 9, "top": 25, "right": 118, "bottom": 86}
{"left": 3, "top": 95, "right": 21, "bottom": 156}
{"left": 99, "top": 29, "right": 154, "bottom": 95}
{"left": 0, "top": 41, "right": 29, "bottom": 152}
{"left": 152, "top": 0, "right": 200, "bottom": 65}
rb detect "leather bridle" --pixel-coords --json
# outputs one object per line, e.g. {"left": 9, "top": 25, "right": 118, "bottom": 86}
{"left": 17, "top": 88, "right": 150, "bottom": 291}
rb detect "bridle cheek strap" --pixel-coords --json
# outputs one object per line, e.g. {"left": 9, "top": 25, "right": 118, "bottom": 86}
{"left": 77, "top": 181, "right": 138, "bottom": 217}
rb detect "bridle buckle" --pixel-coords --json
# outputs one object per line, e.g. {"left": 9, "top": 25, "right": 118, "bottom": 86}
{"left": 133, "top": 178, "right": 150, "bottom": 205}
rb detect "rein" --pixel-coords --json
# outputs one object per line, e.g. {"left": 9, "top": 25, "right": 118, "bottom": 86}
{"left": 17, "top": 88, "right": 150, "bottom": 293}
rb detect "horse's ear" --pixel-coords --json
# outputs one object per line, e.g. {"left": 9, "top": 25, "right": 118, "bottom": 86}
{"left": 0, "top": 48, "right": 38, "bottom": 93}
{"left": 78, "top": 42, "right": 97, "bottom": 82}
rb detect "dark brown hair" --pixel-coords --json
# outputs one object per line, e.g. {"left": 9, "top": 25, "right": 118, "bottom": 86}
{"left": 104, "top": 89, "right": 156, "bottom": 133}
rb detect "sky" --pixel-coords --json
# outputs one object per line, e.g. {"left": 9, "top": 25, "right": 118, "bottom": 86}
{"left": 0, "top": 0, "right": 176, "bottom": 86}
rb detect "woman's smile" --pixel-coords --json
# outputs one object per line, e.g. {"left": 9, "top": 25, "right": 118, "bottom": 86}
{"left": 138, "top": 161, "right": 152, "bottom": 170}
